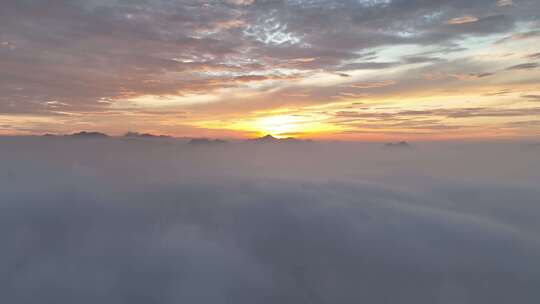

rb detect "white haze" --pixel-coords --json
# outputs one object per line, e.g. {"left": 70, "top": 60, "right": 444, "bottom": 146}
{"left": 1, "top": 137, "right": 540, "bottom": 303}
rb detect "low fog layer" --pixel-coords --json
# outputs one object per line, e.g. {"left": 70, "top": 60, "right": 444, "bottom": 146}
{"left": 1, "top": 137, "right": 540, "bottom": 303}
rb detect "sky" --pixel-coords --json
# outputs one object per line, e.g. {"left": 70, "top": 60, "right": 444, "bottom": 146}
{"left": 1, "top": 0, "right": 540, "bottom": 140}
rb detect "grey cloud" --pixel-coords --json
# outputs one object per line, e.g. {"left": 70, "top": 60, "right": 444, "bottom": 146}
{"left": 334, "top": 106, "right": 540, "bottom": 121}
{"left": 348, "top": 119, "right": 469, "bottom": 131}
{"left": 526, "top": 52, "right": 540, "bottom": 59}
{"left": 522, "top": 95, "right": 540, "bottom": 101}
{"left": 474, "top": 72, "right": 495, "bottom": 78}
{"left": 436, "top": 107, "right": 540, "bottom": 118}
{"left": 506, "top": 62, "right": 540, "bottom": 70}
{"left": 336, "top": 61, "right": 401, "bottom": 71}
{"left": 403, "top": 56, "right": 445, "bottom": 64}
{"left": 496, "top": 30, "right": 540, "bottom": 44}
{"left": 505, "top": 120, "right": 540, "bottom": 127}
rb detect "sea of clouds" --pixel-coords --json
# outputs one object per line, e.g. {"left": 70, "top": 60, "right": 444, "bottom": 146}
{"left": 1, "top": 137, "right": 539, "bottom": 303}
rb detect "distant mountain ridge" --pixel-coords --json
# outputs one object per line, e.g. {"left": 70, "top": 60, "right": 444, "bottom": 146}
{"left": 246, "top": 135, "right": 311, "bottom": 144}
{"left": 384, "top": 141, "right": 412, "bottom": 149}
{"left": 42, "top": 132, "right": 314, "bottom": 144}
{"left": 124, "top": 131, "right": 172, "bottom": 139}
{"left": 69, "top": 131, "right": 109, "bottom": 138}
{"left": 188, "top": 138, "right": 228, "bottom": 145}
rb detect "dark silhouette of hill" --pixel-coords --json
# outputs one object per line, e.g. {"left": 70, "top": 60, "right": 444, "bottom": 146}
{"left": 383, "top": 141, "right": 412, "bottom": 149}
{"left": 68, "top": 131, "right": 109, "bottom": 138}
{"left": 246, "top": 134, "right": 311, "bottom": 144}
{"left": 524, "top": 142, "right": 540, "bottom": 150}
{"left": 188, "top": 138, "right": 228, "bottom": 145}
{"left": 124, "top": 131, "right": 172, "bottom": 139}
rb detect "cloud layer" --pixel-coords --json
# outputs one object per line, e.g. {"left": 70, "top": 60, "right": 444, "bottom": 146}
{"left": 1, "top": 138, "right": 540, "bottom": 303}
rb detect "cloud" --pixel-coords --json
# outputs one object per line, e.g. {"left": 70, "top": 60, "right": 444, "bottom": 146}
{"left": 526, "top": 52, "right": 540, "bottom": 59}
{"left": 522, "top": 95, "right": 540, "bottom": 101}
{"left": 497, "top": 0, "right": 513, "bottom": 7}
{"left": 1, "top": 138, "right": 540, "bottom": 303}
{"left": 441, "top": 14, "right": 514, "bottom": 35}
{"left": 505, "top": 120, "right": 540, "bottom": 127}
{"left": 496, "top": 30, "right": 540, "bottom": 44}
{"left": 451, "top": 72, "right": 495, "bottom": 80}
{"left": 484, "top": 89, "right": 513, "bottom": 96}
{"left": 506, "top": 63, "right": 540, "bottom": 70}
{"left": 447, "top": 15, "right": 479, "bottom": 25}
{"left": 333, "top": 106, "right": 540, "bottom": 123}
{"left": 347, "top": 80, "right": 396, "bottom": 89}
{"left": 439, "top": 107, "right": 540, "bottom": 118}
{"left": 225, "top": 0, "right": 255, "bottom": 6}
{"left": 336, "top": 61, "right": 401, "bottom": 71}
{"left": 403, "top": 56, "right": 445, "bottom": 64}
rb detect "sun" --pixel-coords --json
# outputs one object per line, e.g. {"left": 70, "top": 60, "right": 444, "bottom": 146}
{"left": 192, "top": 112, "right": 342, "bottom": 138}
{"left": 249, "top": 113, "right": 343, "bottom": 138}
{"left": 254, "top": 115, "right": 301, "bottom": 137}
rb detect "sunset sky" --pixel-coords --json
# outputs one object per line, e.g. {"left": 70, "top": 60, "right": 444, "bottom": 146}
{"left": 1, "top": 0, "right": 540, "bottom": 140}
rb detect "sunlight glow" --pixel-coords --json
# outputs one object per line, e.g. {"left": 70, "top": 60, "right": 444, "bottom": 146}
{"left": 254, "top": 115, "right": 303, "bottom": 137}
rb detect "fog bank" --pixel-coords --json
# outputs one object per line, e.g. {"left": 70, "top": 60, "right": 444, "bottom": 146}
{"left": 1, "top": 137, "right": 539, "bottom": 303}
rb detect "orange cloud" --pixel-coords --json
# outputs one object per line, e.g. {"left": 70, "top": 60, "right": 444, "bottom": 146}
{"left": 447, "top": 15, "right": 479, "bottom": 25}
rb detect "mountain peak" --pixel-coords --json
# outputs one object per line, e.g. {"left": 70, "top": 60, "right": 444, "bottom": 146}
{"left": 260, "top": 134, "right": 277, "bottom": 141}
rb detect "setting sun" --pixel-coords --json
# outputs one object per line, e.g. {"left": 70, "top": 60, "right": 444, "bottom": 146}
{"left": 254, "top": 115, "right": 303, "bottom": 137}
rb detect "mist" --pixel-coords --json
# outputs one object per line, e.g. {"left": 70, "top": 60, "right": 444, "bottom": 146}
{"left": 1, "top": 137, "right": 540, "bottom": 303}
